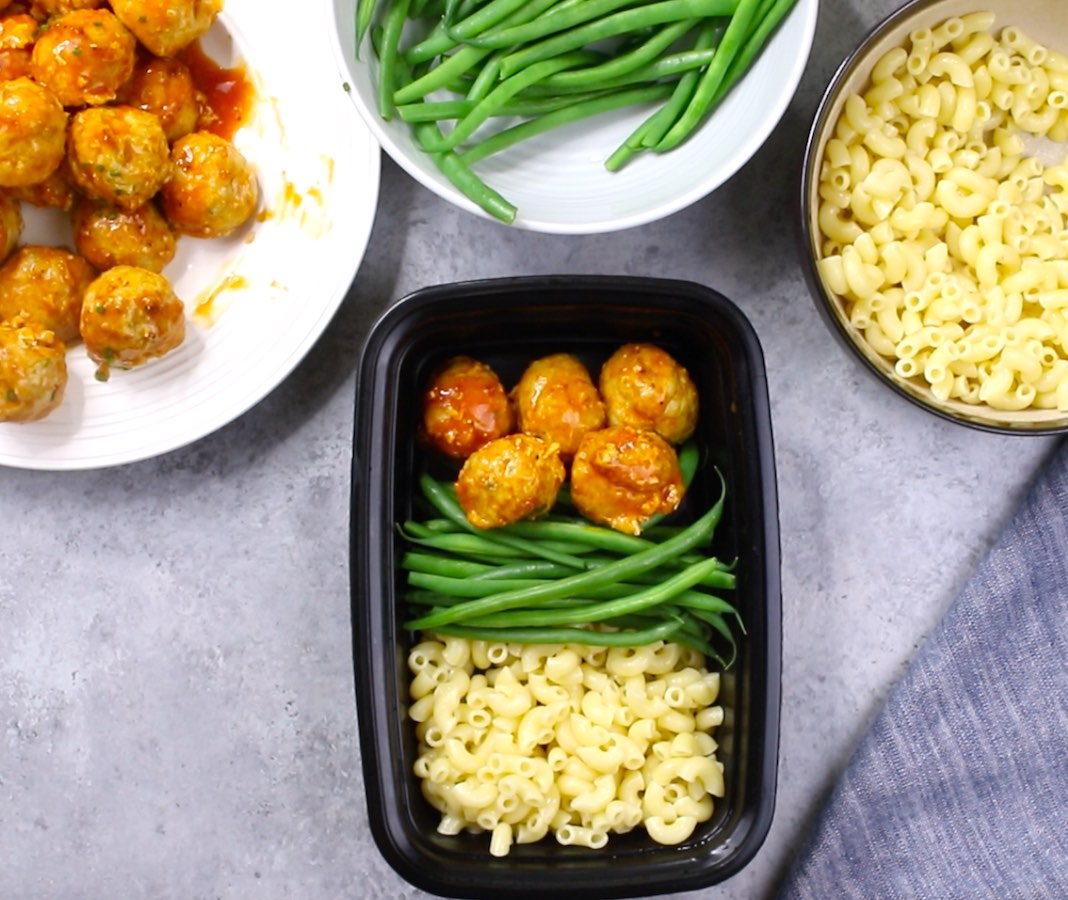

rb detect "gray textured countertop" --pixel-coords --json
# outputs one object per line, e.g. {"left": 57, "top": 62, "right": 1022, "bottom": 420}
{"left": 2, "top": 0, "right": 1061, "bottom": 897}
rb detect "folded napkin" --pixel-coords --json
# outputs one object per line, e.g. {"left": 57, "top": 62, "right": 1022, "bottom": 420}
{"left": 779, "top": 437, "right": 1068, "bottom": 900}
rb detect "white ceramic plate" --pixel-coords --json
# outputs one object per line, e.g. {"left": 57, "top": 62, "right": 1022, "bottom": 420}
{"left": 330, "top": 0, "right": 817, "bottom": 234}
{"left": 0, "top": 0, "right": 381, "bottom": 471}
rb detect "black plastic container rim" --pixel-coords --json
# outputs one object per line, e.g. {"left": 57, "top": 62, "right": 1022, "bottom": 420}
{"left": 349, "top": 274, "right": 784, "bottom": 899}
{"left": 797, "top": 0, "right": 1068, "bottom": 436}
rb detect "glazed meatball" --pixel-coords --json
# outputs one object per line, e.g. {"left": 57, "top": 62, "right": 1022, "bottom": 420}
{"left": 569, "top": 426, "right": 685, "bottom": 536}
{"left": 110, "top": 0, "right": 222, "bottom": 58}
{"left": 29, "top": 9, "right": 136, "bottom": 107}
{"left": 421, "top": 355, "right": 514, "bottom": 460}
{"left": 455, "top": 433, "right": 565, "bottom": 530}
{"left": 511, "top": 352, "right": 606, "bottom": 461}
{"left": 0, "top": 13, "right": 37, "bottom": 82}
{"left": 0, "top": 190, "right": 21, "bottom": 262}
{"left": 159, "top": 131, "right": 258, "bottom": 238}
{"left": 79, "top": 264, "right": 185, "bottom": 377}
{"left": 9, "top": 164, "right": 74, "bottom": 210}
{"left": 120, "top": 56, "right": 202, "bottom": 142}
{"left": 0, "top": 245, "right": 94, "bottom": 342}
{"left": 30, "top": 0, "right": 106, "bottom": 14}
{"left": 0, "top": 77, "right": 66, "bottom": 188}
{"left": 0, "top": 318, "right": 67, "bottom": 422}
{"left": 66, "top": 105, "right": 171, "bottom": 210}
{"left": 72, "top": 197, "right": 177, "bottom": 273}
{"left": 599, "top": 343, "right": 699, "bottom": 445}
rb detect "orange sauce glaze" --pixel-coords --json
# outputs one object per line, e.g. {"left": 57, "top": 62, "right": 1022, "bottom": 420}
{"left": 177, "top": 39, "right": 255, "bottom": 141}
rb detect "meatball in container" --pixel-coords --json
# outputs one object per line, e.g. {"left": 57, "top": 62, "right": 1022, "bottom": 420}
{"left": 0, "top": 318, "right": 68, "bottom": 422}
{"left": 29, "top": 8, "right": 136, "bottom": 107}
{"left": 600, "top": 342, "right": 700, "bottom": 444}
{"left": 570, "top": 425, "right": 685, "bottom": 536}
{"left": 67, "top": 105, "right": 172, "bottom": 211}
{"left": 455, "top": 432, "right": 565, "bottom": 529}
{"left": 420, "top": 354, "right": 513, "bottom": 460}
{"left": 160, "top": 131, "right": 259, "bottom": 238}
{"left": 511, "top": 352, "right": 606, "bottom": 461}
{"left": 79, "top": 265, "right": 186, "bottom": 378}
{"left": 110, "top": 0, "right": 222, "bottom": 58}
{"left": 0, "top": 77, "right": 67, "bottom": 188}
{"left": 0, "top": 244, "right": 95, "bottom": 343}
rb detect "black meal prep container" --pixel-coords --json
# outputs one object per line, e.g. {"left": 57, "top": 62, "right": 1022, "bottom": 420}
{"left": 350, "top": 275, "right": 782, "bottom": 899}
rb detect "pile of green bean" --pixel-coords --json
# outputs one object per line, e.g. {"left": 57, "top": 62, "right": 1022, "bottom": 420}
{"left": 355, "top": 0, "right": 800, "bottom": 223}
{"left": 398, "top": 466, "right": 743, "bottom": 669}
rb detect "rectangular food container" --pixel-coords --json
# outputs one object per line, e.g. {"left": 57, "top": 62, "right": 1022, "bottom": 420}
{"left": 350, "top": 275, "right": 781, "bottom": 899}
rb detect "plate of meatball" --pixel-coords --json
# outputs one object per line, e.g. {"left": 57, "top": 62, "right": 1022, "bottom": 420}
{"left": 0, "top": 0, "right": 380, "bottom": 468}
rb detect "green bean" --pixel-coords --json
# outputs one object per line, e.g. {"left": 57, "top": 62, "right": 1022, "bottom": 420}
{"left": 404, "top": 488, "right": 724, "bottom": 630}
{"left": 458, "top": 83, "right": 674, "bottom": 165}
{"left": 524, "top": 46, "right": 719, "bottom": 95}
{"left": 405, "top": 0, "right": 560, "bottom": 64}
{"left": 398, "top": 91, "right": 611, "bottom": 123}
{"left": 411, "top": 121, "right": 518, "bottom": 222}
{"left": 400, "top": 551, "right": 493, "bottom": 578}
{"left": 417, "top": 557, "right": 722, "bottom": 629}
{"left": 639, "top": 19, "right": 724, "bottom": 147}
{"left": 419, "top": 52, "right": 600, "bottom": 152}
{"left": 375, "top": 0, "right": 410, "bottom": 120}
{"left": 605, "top": 19, "right": 723, "bottom": 169}
{"left": 446, "top": 0, "right": 532, "bottom": 41}
{"left": 497, "top": 0, "right": 735, "bottom": 79}
{"left": 400, "top": 526, "right": 591, "bottom": 561}
{"left": 395, "top": 44, "right": 495, "bottom": 104}
{"left": 710, "top": 0, "right": 797, "bottom": 107}
{"left": 654, "top": 0, "right": 762, "bottom": 151}
{"left": 533, "top": 18, "right": 698, "bottom": 91}
{"left": 429, "top": 618, "right": 686, "bottom": 648}
{"left": 469, "top": 559, "right": 579, "bottom": 580}
{"left": 407, "top": 571, "right": 555, "bottom": 596}
{"left": 465, "top": 50, "right": 507, "bottom": 102}
{"left": 356, "top": 0, "right": 382, "bottom": 50}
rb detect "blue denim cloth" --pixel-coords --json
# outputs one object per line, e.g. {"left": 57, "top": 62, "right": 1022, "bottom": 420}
{"left": 779, "top": 438, "right": 1068, "bottom": 900}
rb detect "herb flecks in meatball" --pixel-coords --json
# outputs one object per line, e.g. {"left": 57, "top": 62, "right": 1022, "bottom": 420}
{"left": 72, "top": 197, "right": 177, "bottom": 273}
{"left": 0, "top": 77, "right": 67, "bottom": 188}
{"left": 0, "top": 318, "right": 68, "bottom": 422}
{"left": 570, "top": 425, "right": 685, "bottom": 536}
{"left": 160, "top": 131, "right": 258, "bottom": 238}
{"left": 455, "top": 433, "right": 565, "bottom": 530}
{"left": 599, "top": 343, "right": 699, "bottom": 445}
{"left": 0, "top": 244, "right": 95, "bottom": 343}
{"left": 79, "top": 264, "right": 185, "bottom": 380}
{"left": 511, "top": 352, "right": 606, "bottom": 462}
{"left": 67, "top": 104, "right": 172, "bottom": 210}
{"left": 29, "top": 8, "right": 136, "bottom": 107}
{"left": 110, "top": 0, "right": 222, "bottom": 58}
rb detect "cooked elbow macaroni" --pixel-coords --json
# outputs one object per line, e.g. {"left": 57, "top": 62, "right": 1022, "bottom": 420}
{"left": 407, "top": 637, "right": 726, "bottom": 856}
{"left": 816, "top": 12, "right": 1068, "bottom": 412}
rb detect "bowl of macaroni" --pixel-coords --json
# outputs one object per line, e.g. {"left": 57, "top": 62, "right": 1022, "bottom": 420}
{"left": 800, "top": 0, "right": 1068, "bottom": 433}
{"left": 350, "top": 275, "right": 782, "bottom": 898}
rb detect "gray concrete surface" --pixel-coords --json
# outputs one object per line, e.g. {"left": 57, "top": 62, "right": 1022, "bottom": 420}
{"left": 2, "top": 0, "right": 1061, "bottom": 897}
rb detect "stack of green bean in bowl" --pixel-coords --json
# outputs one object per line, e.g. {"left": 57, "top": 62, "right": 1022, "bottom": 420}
{"left": 329, "top": 0, "right": 819, "bottom": 233}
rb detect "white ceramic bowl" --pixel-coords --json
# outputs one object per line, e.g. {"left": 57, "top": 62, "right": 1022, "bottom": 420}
{"left": 0, "top": 0, "right": 380, "bottom": 470}
{"left": 800, "top": 0, "right": 1068, "bottom": 434}
{"left": 330, "top": 0, "right": 818, "bottom": 234}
